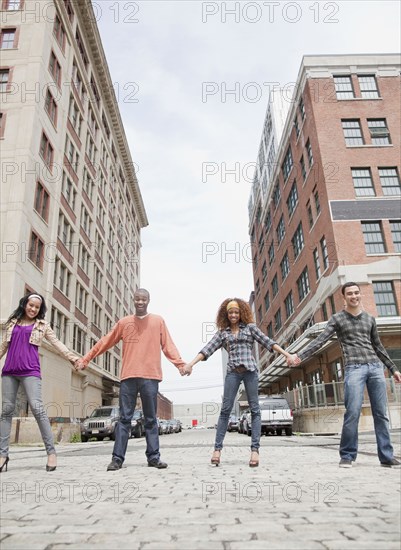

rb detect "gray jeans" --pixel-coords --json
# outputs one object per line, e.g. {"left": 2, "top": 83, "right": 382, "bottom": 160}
{"left": 0, "top": 375, "right": 56, "bottom": 456}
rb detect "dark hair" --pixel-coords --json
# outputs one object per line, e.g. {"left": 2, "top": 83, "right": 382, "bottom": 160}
{"left": 135, "top": 288, "right": 150, "bottom": 298}
{"left": 6, "top": 293, "right": 47, "bottom": 325}
{"left": 216, "top": 298, "right": 254, "bottom": 330}
{"left": 341, "top": 282, "right": 360, "bottom": 296}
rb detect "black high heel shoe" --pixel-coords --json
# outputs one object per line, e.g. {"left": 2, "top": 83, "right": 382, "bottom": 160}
{"left": 46, "top": 455, "right": 57, "bottom": 472}
{"left": 0, "top": 456, "right": 9, "bottom": 473}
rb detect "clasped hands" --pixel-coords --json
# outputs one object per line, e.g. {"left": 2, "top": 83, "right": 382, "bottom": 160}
{"left": 287, "top": 354, "right": 301, "bottom": 367}
{"left": 179, "top": 364, "right": 193, "bottom": 377}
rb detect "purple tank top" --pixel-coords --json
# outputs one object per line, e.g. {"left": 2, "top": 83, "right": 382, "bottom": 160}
{"left": 2, "top": 324, "right": 41, "bottom": 378}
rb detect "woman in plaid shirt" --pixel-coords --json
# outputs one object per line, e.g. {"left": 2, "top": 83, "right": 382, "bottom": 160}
{"left": 183, "top": 298, "right": 295, "bottom": 467}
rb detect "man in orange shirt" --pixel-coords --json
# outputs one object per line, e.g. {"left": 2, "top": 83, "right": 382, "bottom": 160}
{"left": 75, "top": 289, "right": 186, "bottom": 471}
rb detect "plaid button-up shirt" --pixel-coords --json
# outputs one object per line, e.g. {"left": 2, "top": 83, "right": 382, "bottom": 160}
{"left": 298, "top": 310, "right": 398, "bottom": 374}
{"left": 199, "top": 323, "right": 277, "bottom": 372}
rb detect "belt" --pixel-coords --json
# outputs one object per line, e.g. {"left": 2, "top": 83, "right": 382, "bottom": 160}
{"left": 232, "top": 366, "right": 247, "bottom": 374}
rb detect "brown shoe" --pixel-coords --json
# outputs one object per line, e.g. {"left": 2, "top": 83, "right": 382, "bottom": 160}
{"left": 211, "top": 450, "right": 221, "bottom": 466}
{"left": 249, "top": 449, "right": 259, "bottom": 467}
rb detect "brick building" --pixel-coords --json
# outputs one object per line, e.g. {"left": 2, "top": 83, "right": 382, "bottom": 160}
{"left": 248, "top": 54, "right": 401, "bottom": 396}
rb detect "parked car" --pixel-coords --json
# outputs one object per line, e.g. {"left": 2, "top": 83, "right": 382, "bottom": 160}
{"left": 157, "top": 418, "right": 163, "bottom": 435}
{"left": 238, "top": 412, "right": 248, "bottom": 434}
{"left": 159, "top": 420, "right": 170, "bottom": 435}
{"left": 259, "top": 396, "right": 293, "bottom": 436}
{"left": 131, "top": 409, "right": 145, "bottom": 438}
{"left": 80, "top": 406, "right": 119, "bottom": 442}
{"left": 243, "top": 410, "right": 252, "bottom": 436}
{"left": 227, "top": 415, "right": 239, "bottom": 432}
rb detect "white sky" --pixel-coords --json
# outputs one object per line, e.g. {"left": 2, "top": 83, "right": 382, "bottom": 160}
{"left": 95, "top": 0, "right": 401, "bottom": 405}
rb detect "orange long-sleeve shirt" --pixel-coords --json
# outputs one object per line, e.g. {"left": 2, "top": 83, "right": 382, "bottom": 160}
{"left": 82, "top": 314, "right": 185, "bottom": 381}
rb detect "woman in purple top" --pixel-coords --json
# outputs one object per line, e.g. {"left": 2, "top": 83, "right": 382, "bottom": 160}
{"left": 0, "top": 293, "right": 78, "bottom": 473}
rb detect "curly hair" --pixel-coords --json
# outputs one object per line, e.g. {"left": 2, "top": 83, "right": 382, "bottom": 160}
{"left": 6, "top": 293, "right": 47, "bottom": 326}
{"left": 216, "top": 298, "right": 254, "bottom": 330}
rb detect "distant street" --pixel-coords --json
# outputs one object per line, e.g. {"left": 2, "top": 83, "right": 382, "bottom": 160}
{"left": 0, "top": 428, "right": 400, "bottom": 549}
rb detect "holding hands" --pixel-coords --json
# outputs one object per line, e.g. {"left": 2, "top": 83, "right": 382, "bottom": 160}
{"left": 179, "top": 364, "right": 193, "bottom": 376}
{"left": 286, "top": 354, "right": 301, "bottom": 367}
{"left": 74, "top": 359, "right": 86, "bottom": 371}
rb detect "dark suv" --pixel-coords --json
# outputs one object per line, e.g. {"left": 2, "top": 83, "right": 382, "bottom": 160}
{"left": 131, "top": 409, "right": 145, "bottom": 438}
{"left": 80, "top": 406, "right": 145, "bottom": 441}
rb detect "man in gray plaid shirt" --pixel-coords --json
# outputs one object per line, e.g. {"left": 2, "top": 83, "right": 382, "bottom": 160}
{"left": 293, "top": 282, "right": 401, "bottom": 468}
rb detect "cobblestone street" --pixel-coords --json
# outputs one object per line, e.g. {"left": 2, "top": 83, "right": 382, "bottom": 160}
{"left": 0, "top": 429, "right": 400, "bottom": 549}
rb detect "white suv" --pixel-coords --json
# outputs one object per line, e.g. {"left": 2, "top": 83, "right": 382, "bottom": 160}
{"left": 245, "top": 397, "right": 293, "bottom": 436}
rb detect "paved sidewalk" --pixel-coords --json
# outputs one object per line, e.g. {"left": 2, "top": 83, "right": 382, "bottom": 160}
{"left": 0, "top": 429, "right": 400, "bottom": 549}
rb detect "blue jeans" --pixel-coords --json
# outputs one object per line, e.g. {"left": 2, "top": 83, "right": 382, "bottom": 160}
{"left": 0, "top": 375, "right": 55, "bottom": 456}
{"left": 340, "top": 362, "right": 394, "bottom": 463}
{"left": 215, "top": 369, "right": 261, "bottom": 451}
{"left": 112, "top": 378, "right": 160, "bottom": 464}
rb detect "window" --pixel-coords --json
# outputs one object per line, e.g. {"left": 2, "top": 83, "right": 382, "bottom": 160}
{"left": 282, "top": 146, "right": 293, "bottom": 181}
{"left": 268, "top": 242, "right": 275, "bottom": 266}
{"left": 97, "top": 199, "right": 105, "bottom": 227}
{"left": 379, "top": 168, "right": 401, "bottom": 196}
{"left": 342, "top": 119, "right": 364, "bottom": 146}
{"left": 93, "top": 301, "right": 101, "bottom": 328}
{"left": 102, "top": 111, "right": 110, "bottom": 140}
{"left": 367, "top": 119, "right": 391, "bottom": 145}
{"left": 299, "top": 97, "right": 305, "bottom": 121}
{"left": 267, "top": 322, "right": 273, "bottom": 339}
{"left": 255, "top": 279, "right": 260, "bottom": 296}
{"left": 264, "top": 211, "right": 272, "bottom": 234}
{"left": 390, "top": 221, "right": 401, "bottom": 252}
{"left": 307, "top": 201, "right": 313, "bottom": 229}
{"left": 48, "top": 51, "right": 61, "bottom": 86}
{"left": 63, "top": 0, "right": 74, "bottom": 22}
{"left": 272, "top": 182, "right": 281, "bottom": 208}
{"left": 294, "top": 116, "right": 299, "bottom": 138}
{"left": 264, "top": 291, "right": 270, "bottom": 312}
{"left": 39, "top": 133, "right": 54, "bottom": 168}
{"left": 28, "top": 231, "right": 44, "bottom": 269}
{"left": 329, "top": 295, "right": 336, "bottom": 314}
{"left": 104, "top": 352, "right": 111, "bottom": 372}
{"left": 75, "top": 29, "right": 89, "bottom": 70}
{"left": 53, "top": 14, "right": 66, "bottom": 51}
{"left": 73, "top": 325, "right": 86, "bottom": 355}
{"left": 358, "top": 75, "right": 380, "bottom": 99}
{"left": 78, "top": 241, "right": 90, "bottom": 273}
{"left": 83, "top": 168, "right": 94, "bottom": 201}
{"left": 274, "top": 308, "right": 282, "bottom": 331}
{"left": 297, "top": 268, "right": 310, "bottom": 302}
{"left": 0, "top": 29, "right": 16, "bottom": 49}
{"left": 300, "top": 155, "right": 306, "bottom": 181}
{"left": 306, "top": 139, "right": 313, "bottom": 167}
{"left": 314, "top": 190, "right": 321, "bottom": 215}
{"left": 258, "top": 234, "right": 264, "bottom": 255}
{"left": 280, "top": 252, "right": 290, "bottom": 281}
{"left": 86, "top": 133, "right": 97, "bottom": 165}
{"left": 53, "top": 258, "right": 71, "bottom": 297}
{"left": 62, "top": 172, "right": 76, "bottom": 210}
{"left": 88, "top": 108, "right": 98, "bottom": 139}
{"left": 0, "top": 112, "right": 5, "bottom": 138}
{"left": 65, "top": 135, "right": 79, "bottom": 173}
{"left": 94, "top": 266, "right": 103, "bottom": 291}
{"left": 321, "top": 302, "right": 328, "bottom": 321}
{"left": 50, "top": 307, "right": 68, "bottom": 344}
{"left": 34, "top": 181, "right": 49, "bottom": 221}
{"left": 261, "top": 261, "right": 267, "bottom": 282}
{"left": 44, "top": 88, "right": 57, "bottom": 126}
{"left": 292, "top": 223, "right": 304, "bottom": 259}
{"left": 284, "top": 292, "right": 294, "bottom": 319}
{"left": 362, "top": 222, "right": 386, "bottom": 254}
{"left": 72, "top": 61, "right": 85, "bottom": 101}
{"left": 373, "top": 281, "right": 398, "bottom": 317}
{"left": 333, "top": 75, "right": 355, "bottom": 99}
{"left": 313, "top": 248, "right": 321, "bottom": 280}
{"left": 58, "top": 212, "right": 74, "bottom": 252}
{"left": 320, "top": 237, "right": 329, "bottom": 270}
{"left": 257, "top": 305, "right": 263, "bottom": 323}
{"left": 0, "top": 68, "right": 10, "bottom": 92}
{"left": 76, "top": 283, "right": 88, "bottom": 314}
{"left": 68, "top": 95, "right": 82, "bottom": 137}
{"left": 81, "top": 205, "right": 92, "bottom": 237}
{"left": 276, "top": 215, "right": 285, "bottom": 244}
{"left": 272, "top": 274, "right": 278, "bottom": 297}
{"left": 351, "top": 168, "right": 375, "bottom": 197}
{"left": 286, "top": 180, "right": 298, "bottom": 217}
